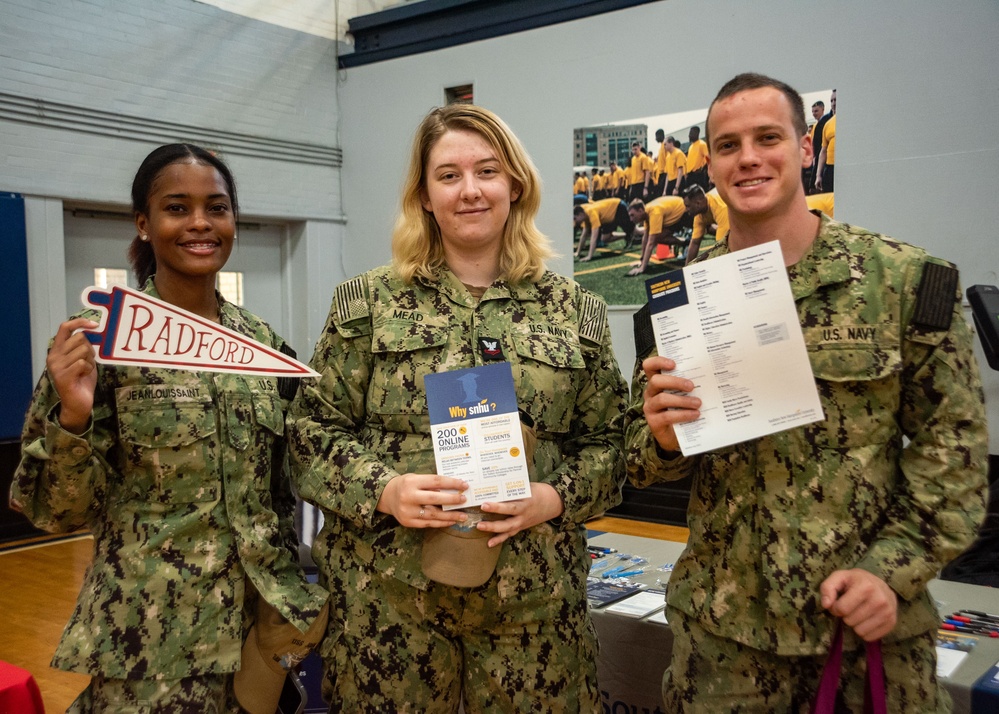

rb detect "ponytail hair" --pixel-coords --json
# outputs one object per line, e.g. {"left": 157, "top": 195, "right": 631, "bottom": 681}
{"left": 127, "top": 236, "right": 157, "bottom": 287}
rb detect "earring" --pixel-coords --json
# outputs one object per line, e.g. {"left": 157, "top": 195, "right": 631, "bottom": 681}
{"left": 140, "top": 234, "right": 149, "bottom": 242}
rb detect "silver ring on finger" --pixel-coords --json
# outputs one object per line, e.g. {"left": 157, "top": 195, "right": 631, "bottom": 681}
{"left": 419, "top": 507, "right": 426, "bottom": 519}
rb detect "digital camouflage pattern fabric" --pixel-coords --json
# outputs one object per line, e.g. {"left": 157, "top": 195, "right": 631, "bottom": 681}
{"left": 626, "top": 214, "right": 988, "bottom": 656}
{"left": 288, "top": 266, "right": 627, "bottom": 710}
{"left": 67, "top": 672, "right": 239, "bottom": 714}
{"left": 661, "top": 606, "right": 948, "bottom": 713}
{"left": 319, "top": 535, "right": 599, "bottom": 713}
{"left": 11, "top": 280, "right": 327, "bottom": 680}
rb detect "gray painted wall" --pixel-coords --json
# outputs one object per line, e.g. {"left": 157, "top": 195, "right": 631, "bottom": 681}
{"left": 1, "top": 0, "right": 342, "bottom": 216}
{"left": 2, "top": 0, "right": 996, "bottom": 451}
{"left": 1, "top": 0, "right": 347, "bottom": 373}
{"left": 336, "top": 0, "right": 999, "bottom": 452}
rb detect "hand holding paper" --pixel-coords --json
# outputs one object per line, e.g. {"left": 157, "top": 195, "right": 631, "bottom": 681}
{"left": 376, "top": 473, "right": 468, "bottom": 528}
{"left": 477, "top": 482, "right": 564, "bottom": 548}
{"left": 424, "top": 362, "right": 532, "bottom": 509}
{"left": 640, "top": 355, "right": 701, "bottom": 453}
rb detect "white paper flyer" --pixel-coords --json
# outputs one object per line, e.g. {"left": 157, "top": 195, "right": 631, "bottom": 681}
{"left": 644, "top": 241, "right": 824, "bottom": 455}
{"left": 424, "top": 362, "right": 532, "bottom": 509}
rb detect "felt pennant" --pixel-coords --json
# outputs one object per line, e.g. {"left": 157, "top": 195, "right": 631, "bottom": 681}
{"left": 80, "top": 285, "right": 319, "bottom": 378}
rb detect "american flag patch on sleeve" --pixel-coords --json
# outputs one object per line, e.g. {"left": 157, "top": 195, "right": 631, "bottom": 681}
{"left": 334, "top": 276, "right": 369, "bottom": 324}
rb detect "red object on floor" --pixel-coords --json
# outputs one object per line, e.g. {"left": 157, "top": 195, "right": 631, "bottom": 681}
{"left": 0, "top": 661, "right": 45, "bottom": 714}
{"left": 655, "top": 244, "right": 675, "bottom": 260}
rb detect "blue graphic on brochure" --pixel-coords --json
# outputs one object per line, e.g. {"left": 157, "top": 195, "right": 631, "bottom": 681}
{"left": 424, "top": 362, "right": 531, "bottom": 508}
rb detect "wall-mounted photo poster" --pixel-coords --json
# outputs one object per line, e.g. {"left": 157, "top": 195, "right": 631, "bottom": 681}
{"left": 571, "top": 88, "right": 835, "bottom": 306}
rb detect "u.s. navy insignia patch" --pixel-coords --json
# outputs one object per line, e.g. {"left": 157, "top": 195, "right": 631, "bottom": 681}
{"left": 478, "top": 337, "right": 504, "bottom": 361}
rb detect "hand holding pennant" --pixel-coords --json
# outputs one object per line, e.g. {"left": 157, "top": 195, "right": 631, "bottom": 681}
{"left": 79, "top": 285, "right": 319, "bottom": 378}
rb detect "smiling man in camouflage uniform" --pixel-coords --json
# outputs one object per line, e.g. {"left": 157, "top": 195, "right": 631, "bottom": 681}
{"left": 626, "top": 73, "right": 988, "bottom": 712}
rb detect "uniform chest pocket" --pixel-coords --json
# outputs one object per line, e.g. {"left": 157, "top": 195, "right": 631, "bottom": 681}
{"left": 116, "top": 393, "right": 219, "bottom": 503}
{"left": 368, "top": 321, "right": 450, "bottom": 432}
{"left": 512, "top": 330, "right": 585, "bottom": 435}
{"left": 803, "top": 344, "right": 902, "bottom": 448}
{"left": 225, "top": 392, "right": 284, "bottom": 449}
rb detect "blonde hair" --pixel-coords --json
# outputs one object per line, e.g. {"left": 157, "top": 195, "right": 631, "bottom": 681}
{"left": 392, "top": 104, "right": 552, "bottom": 284}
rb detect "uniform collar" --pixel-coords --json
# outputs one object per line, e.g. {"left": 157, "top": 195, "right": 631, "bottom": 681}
{"left": 416, "top": 266, "right": 541, "bottom": 306}
{"left": 691, "top": 213, "right": 851, "bottom": 301}
{"left": 787, "top": 213, "right": 852, "bottom": 300}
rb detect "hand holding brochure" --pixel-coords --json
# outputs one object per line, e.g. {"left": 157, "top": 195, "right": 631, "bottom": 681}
{"left": 644, "top": 241, "right": 824, "bottom": 455}
{"left": 424, "top": 362, "right": 532, "bottom": 509}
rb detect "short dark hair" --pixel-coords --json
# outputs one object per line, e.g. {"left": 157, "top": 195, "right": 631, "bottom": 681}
{"left": 573, "top": 204, "right": 586, "bottom": 216}
{"left": 682, "top": 184, "right": 706, "bottom": 201}
{"left": 705, "top": 72, "right": 807, "bottom": 146}
{"left": 655, "top": 128, "right": 665, "bottom": 140}
{"left": 812, "top": 100, "right": 825, "bottom": 109}
{"left": 631, "top": 141, "right": 641, "bottom": 148}
{"left": 128, "top": 144, "right": 238, "bottom": 286}
{"left": 689, "top": 125, "right": 700, "bottom": 139}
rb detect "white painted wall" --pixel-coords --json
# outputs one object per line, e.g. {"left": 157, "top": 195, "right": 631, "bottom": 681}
{"left": 336, "top": 0, "right": 999, "bottom": 452}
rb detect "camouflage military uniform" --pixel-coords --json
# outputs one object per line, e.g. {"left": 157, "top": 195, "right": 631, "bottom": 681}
{"left": 288, "top": 266, "right": 628, "bottom": 713}
{"left": 626, "top": 215, "right": 988, "bottom": 711}
{"left": 11, "top": 280, "right": 327, "bottom": 709}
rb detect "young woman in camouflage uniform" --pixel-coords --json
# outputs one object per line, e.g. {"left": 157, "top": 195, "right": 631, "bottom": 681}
{"left": 289, "top": 105, "right": 628, "bottom": 712}
{"left": 12, "top": 144, "right": 327, "bottom": 713}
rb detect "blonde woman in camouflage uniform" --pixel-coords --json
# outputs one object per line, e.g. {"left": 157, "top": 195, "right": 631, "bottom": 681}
{"left": 11, "top": 144, "right": 327, "bottom": 712}
{"left": 288, "top": 105, "right": 628, "bottom": 712}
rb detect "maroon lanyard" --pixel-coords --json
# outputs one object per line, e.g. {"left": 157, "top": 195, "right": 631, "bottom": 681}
{"left": 811, "top": 620, "right": 886, "bottom": 714}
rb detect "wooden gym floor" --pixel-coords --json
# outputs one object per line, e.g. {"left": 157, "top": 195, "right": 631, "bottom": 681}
{"left": 0, "top": 517, "right": 688, "bottom": 713}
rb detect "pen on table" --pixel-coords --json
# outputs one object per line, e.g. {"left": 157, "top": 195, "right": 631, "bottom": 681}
{"left": 602, "top": 560, "right": 643, "bottom": 578}
{"left": 591, "top": 555, "right": 627, "bottom": 573}
{"left": 587, "top": 546, "right": 617, "bottom": 555}
{"left": 949, "top": 614, "right": 999, "bottom": 627}
{"left": 944, "top": 618, "right": 999, "bottom": 631}
{"left": 957, "top": 610, "right": 999, "bottom": 623}
{"left": 613, "top": 569, "right": 645, "bottom": 578}
{"left": 940, "top": 623, "right": 999, "bottom": 637}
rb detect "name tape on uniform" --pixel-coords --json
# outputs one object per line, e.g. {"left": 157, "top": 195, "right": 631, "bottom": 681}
{"left": 80, "top": 285, "right": 319, "bottom": 378}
